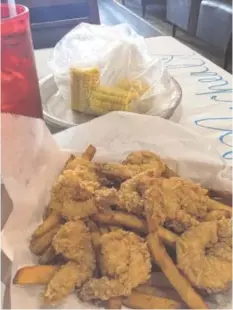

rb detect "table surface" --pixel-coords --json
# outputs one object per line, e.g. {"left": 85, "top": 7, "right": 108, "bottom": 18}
{"left": 35, "top": 36, "right": 232, "bottom": 165}
{"left": 1, "top": 34, "right": 232, "bottom": 310}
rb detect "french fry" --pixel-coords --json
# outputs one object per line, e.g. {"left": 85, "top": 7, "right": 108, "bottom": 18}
{"left": 43, "top": 205, "right": 53, "bottom": 220}
{"left": 122, "top": 291, "right": 181, "bottom": 309}
{"left": 13, "top": 265, "right": 59, "bottom": 285}
{"left": 64, "top": 154, "right": 75, "bottom": 170}
{"left": 207, "top": 198, "right": 232, "bottom": 213}
{"left": 105, "top": 297, "right": 122, "bottom": 309}
{"left": 86, "top": 220, "right": 102, "bottom": 250}
{"left": 92, "top": 211, "right": 147, "bottom": 233}
{"left": 30, "top": 226, "right": 59, "bottom": 256}
{"left": 99, "top": 226, "right": 110, "bottom": 234}
{"left": 81, "top": 144, "right": 96, "bottom": 161}
{"left": 147, "top": 233, "right": 208, "bottom": 309}
{"left": 135, "top": 284, "right": 159, "bottom": 296}
{"left": 39, "top": 246, "right": 57, "bottom": 265}
{"left": 208, "top": 189, "right": 232, "bottom": 207}
{"left": 135, "top": 284, "right": 184, "bottom": 304}
{"left": 157, "top": 227, "right": 177, "bottom": 248}
{"left": 162, "top": 165, "right": 178, "bottom": 178}
{"left": 32, "top": 213, "right": 61, "bottom": 239}
{"left": 92, "top": 211, "right": 178, "bottom": 246}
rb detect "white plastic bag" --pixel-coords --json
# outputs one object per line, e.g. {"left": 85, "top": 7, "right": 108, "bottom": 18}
{"left": 48, "top": 23, "right": 180, "bottom": 117}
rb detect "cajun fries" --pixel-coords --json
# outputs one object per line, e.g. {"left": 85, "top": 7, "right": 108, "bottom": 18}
{"left": 13, "top": 145, "right": 232, "bottom": 309}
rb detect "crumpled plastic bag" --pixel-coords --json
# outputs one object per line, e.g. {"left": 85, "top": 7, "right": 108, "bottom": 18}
{"left": 48, "top": 23, "right": 180, "bottom": 117}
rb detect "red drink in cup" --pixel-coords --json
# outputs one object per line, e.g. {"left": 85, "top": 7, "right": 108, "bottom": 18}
{"left": 1, "top": 4, "right": 43, "bottom": 118}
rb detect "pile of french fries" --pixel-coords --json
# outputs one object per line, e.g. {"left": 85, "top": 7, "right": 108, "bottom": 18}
{"left": 13, "top": 145, "right": 232, "bottom": 309}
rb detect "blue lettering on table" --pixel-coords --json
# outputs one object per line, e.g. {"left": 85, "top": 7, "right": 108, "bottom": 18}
{"left": 153, "top": 53, "right": 232, "bottom": 161}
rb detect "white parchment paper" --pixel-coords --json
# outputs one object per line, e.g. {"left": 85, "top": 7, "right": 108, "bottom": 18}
{"left": 1, "top": 112, "right": 232, "bottom": 309}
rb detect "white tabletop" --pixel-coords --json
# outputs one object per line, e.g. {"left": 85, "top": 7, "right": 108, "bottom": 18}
{"left": 35, "top": 36, "right": 232, "bottom": 165}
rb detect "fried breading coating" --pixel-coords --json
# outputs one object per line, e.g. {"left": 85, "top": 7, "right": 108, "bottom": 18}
{"left": 117, "top": 170, "right": 159, "bottom": 215}
{"left": 44, "top": 261, "right": 91, "bottom": 304}
{"left": 204, "top": 209, "right": 231, "bottom": 221}
{"left": 53, "top": 169, "right": 99, "bottom": 202}
{"left": 122, "top": 151, "right": 166, "bottom": 176}
{"left": 79, "top": 277, "right": 127, "bottom": 301}
{"left": 52, "top": 220, "right": 95, "bottom": 269}
{"left": 95, "top": 163, "right": 134, "bottom": 182}
{"left": 100, "top": 230, "right": 151, "bottom": 286}
{"left": 49, "top": 168, "right": 100, "bottom": 219}
{"left": 79, "top": 230, "right": 151, "bottom": 301}
{"left": 94, "top": 169, "right": 160, "bottom": 215}
{"left": 95, "top": 151, "right": 166, "bottom": 185}
{"left": 142, "top": 177, "right": 209, "bottom": 233}
{"left": 94, "top": 187, "right": 118, "bottom": 210}
{"left": 177, "top": 219, "right": 232, "bottom": 293}
{"left": 64, "top": 156, "right": 95, "bottom": 171}
{"left": 60, "top": 198, "right": 98, "bottom": 221}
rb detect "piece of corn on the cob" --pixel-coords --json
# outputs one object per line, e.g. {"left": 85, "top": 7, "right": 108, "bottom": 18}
{"left": 70, "top": 67, "right": 100, "bottom": 112}
{"left": 88, "top": 85, "right": 139, "bottom": 115}
{"left": 70, "top": 67, "right": 147, "bottom": 115}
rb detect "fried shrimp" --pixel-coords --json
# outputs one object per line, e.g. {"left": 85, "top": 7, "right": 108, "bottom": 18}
{"left": 116, "top": 170, "right": 158, "bottom": 215}
{"left": 48, "top": 168, "right": 100, "bottom": 219}
{"left": 52, "top": 221, "right": 95, "bottom": 269}
{"left": 43, "top": 221, "right": 96, "bottom": 304}
{"left": 141, "top": 177, "right": 209, "bottom": 233}
{"left": 94, "top": 169, "right": 160, "bottom": 215}
{"left": 95, "top": 162, "right": 134, "bottom": 182}
{"left": 122, "top": 151, "right": 166, "bottom": 176}
{"left": 177, "top": 219, "right": 232, "bottom": 293}
{"left": 95, "top": 151, "right": 166, "bottom": 185}
{"left": 79, "top": 230, "right": 151, "bottom": 301}
{"left": 64, "top": 156, "right": 95, "bottom": 171}
{"left": 44, "top": 261, "right": 91, "bottom": 304}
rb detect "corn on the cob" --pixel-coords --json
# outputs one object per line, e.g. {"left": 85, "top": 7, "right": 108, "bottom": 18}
{"left": 89, "top": 97, "right": 131, "bottom": 115}
{"left": 70, "top": 67, "right": 147, "bottom": 115}
{"left": 88, "top": 85, "right": 138, "bottom": 115}
{"left": 70, "top": 67, "right": 100, "bottom": 112}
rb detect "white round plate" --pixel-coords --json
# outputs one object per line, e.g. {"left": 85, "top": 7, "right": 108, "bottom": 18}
{"left": 40, "top": 74, "right": 182, "bottom": 131}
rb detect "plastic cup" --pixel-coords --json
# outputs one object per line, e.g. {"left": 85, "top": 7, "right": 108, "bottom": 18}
{"left": 1, "top": 4, "right": 43, "bottom": 118}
